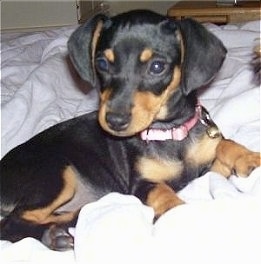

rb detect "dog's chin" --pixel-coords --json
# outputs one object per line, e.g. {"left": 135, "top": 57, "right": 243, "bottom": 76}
{"left": 101, "top": 125, "right": 141, "bottom": 137}
{"left": 98, "top": 110, "right": 156, "bottom": 137}
{"left": 99, "top": 122, "right": 150, "bottom": 138}
{"left": 107, "top": 129, "right": 135, "bottom": 137}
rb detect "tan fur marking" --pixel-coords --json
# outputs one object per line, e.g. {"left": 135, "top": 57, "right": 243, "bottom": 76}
{"left": 211, "top": 159, "right": 231, "bottom": 178}
{"left": 165, "top": 66, "right": 181, "bottom": 95}
{"left": 140, "top": 48, "right": 153, "bottom": 62}
{"left": 147, "top": 183, "right": 184, "bottom": 217}
{"left": 22, "top": 166, "right": 77, "bottom": 224}
{"left": 212, "top": 139, "right": 261, "bottom": 177}
{"left": 100, "top": 88, "right": 112, "bottom": 103}
{"left": 176, "top": 31, "right": 185, "bottom": 64}
{"left": 99, "top": 88, "right": 112, "bottom": 129}
{"left": 186, "top": 133, "right": 221, "bottom": 166}
{"left": 155, "top": 105, "right": 168, "bottom": 120}
{"left": 137, "top": 157, "right": 183, "bottom": 182}
{"left": 104, "top": 49, "right": 115, "bottom": 62}
{"left": 91, "top": 21, "right": 104, "bottom": 70}
{"left": 155, "top": 66, "right": 181, "bottom": 120}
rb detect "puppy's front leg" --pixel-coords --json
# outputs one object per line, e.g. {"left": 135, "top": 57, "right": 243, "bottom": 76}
{"left": 144, "top": 183, "right": 184, "bottom": 219}
{"left": 211, "top": 139, "right": 261, "bottom": 177}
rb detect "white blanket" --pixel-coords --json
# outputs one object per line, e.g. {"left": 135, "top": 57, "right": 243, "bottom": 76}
{"left": 1, "top": 21, "right": 260, "bottom": 263}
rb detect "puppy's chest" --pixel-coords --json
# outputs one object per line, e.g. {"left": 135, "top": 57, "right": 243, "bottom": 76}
{"left": 134, "top": 141, "right": 185, "bottom": 183}
{"left": 135, "top": 133, "right": 219, "bottom": 183}
{"left": 136, "top": 155, "right": 183, "bottom": 183}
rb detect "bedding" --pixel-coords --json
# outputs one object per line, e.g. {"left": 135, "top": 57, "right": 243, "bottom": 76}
{"left": 1, "top": 20, "right": 260, "bottom": 263}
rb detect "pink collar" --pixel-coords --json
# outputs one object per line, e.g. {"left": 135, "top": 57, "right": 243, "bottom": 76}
{"left": 140, "top": 105, "right": 201, "bottom": 141}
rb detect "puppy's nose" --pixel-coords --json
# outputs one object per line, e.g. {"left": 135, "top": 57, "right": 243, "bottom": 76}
{"left": 106, "top": 112, "right": 130, "bottom": 131}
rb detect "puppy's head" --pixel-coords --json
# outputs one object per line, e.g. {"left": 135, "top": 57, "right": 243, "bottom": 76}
{"left": 68, "top": 10, "right": 226, "bottom": 137}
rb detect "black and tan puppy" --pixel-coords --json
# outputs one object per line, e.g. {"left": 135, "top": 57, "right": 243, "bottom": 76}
{"left": 1, "top": 10, "right": 260, "bottom": 250}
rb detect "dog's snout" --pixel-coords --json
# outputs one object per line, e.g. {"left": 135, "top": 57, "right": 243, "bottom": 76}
{"left": 106, "top": 112, "right": 130, "bottom": 131}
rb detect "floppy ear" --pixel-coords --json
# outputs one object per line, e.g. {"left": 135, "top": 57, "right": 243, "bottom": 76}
{"left": 178, "top": 18, "right": 227, "bottom": 95}
{"left": 67, "top": 14, "right": 109, "bottom": 87}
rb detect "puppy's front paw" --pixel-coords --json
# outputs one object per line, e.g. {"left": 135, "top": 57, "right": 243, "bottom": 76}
{"left": 212, "top": 139, "right": 261, "bottom": 178}
{"left": 233, "top": 151, "right": 261, "bottom": 177}
{"left": 146, "top": 183, "right": 185, "bottom": 220}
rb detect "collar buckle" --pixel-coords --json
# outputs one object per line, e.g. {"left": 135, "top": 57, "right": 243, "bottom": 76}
{"left": 199, "top": 107, "right": 221, "bottom": 139}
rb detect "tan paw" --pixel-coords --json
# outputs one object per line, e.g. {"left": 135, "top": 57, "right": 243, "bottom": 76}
{"left": 233, "top": 151, "right": 261, "bottom": 177}
{"left": 213, "top": 139, "right": 261, "bottom": 178}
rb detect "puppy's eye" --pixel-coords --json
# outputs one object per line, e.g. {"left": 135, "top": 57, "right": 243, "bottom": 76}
{"left": 149, "top": 60, "right": 166, "bottom": 75}
{"left": 96, "top": 57, "right": 109, "bottom": 72}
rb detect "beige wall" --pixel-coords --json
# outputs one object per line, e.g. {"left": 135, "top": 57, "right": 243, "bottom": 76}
{"left": 2, "top": 0, "right": 260, "bottom": 31}
{"left": 1, "top": 1, "right": 177, "bottom": 31}
{"left": 108, "top": 1, "right": 177, "bottom": 16}
{"left": 78, "top": 1, "right": 178, "bottom": 23}
{"left": 1, "top": 0, "right": 78, "bottom": 31}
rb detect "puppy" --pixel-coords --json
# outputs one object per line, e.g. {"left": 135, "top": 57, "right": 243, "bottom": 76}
{"left": 1, "top": 10, "right": 260, "bottom": 251}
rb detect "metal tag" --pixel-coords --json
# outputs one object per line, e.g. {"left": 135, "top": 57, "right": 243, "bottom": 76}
{"left": 206, "top": 125, "right": 221, "bottom": 138}
{"left": 200, "top": 106, "right": 222, "bottom": 139}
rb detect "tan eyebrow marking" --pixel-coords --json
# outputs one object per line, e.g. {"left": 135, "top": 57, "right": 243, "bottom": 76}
{"left": 140, "top": 48, "right": 153, "bottom": 62}
{"left": 104, "top": 49, "right": 115, "bottom": 63}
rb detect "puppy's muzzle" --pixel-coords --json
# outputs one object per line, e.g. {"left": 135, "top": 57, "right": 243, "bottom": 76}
{"left": 105, "top": 112, "right": 131, "bottom": 131}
